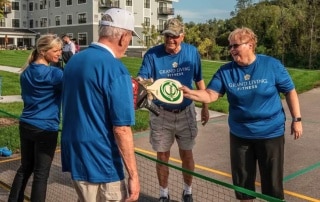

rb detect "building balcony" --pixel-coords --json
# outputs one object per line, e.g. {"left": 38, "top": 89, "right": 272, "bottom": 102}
{"left": 158, "top": 7, "right": 174, "bottom": 15}
{"left": 3, "top": 5, "right": 12, "bottom": 14}
{"left": 99, "top": 0, "right": 120, "bottom": 8}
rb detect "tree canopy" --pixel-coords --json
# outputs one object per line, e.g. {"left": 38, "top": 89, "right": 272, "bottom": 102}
{"left": 181, "top": 0, "right": 320, "bottom": 69}
{"left": 139, "top": 0, "right": 320, "bottom": 68}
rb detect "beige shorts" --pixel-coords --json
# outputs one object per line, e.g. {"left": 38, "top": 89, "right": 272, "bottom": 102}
{"left": 73, "top": 180, "right": 127, "bottom": 202}
{"left": 149, "top": 103, "right": 198, "bottom": 152}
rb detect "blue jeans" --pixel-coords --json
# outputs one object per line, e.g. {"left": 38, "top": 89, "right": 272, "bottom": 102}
{"left": 8, "top": 122, "right": 58, "bottom": 202}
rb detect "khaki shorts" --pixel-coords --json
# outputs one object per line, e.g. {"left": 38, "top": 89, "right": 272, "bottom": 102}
{"left": 149, "top": 103, "right": 198, "bottom": 152}
{"left": 73, "top": 180, "right": 127, "bottom": 202}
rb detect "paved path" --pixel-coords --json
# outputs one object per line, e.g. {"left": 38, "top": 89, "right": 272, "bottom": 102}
{"left": 0, "top": 66, "right": 22, "bottom": 103}
{"left": 0, "top": 95, "right": 22, "bottom": 103}
{"left": 0, "top": 66, "right": 21, "bottom": 74}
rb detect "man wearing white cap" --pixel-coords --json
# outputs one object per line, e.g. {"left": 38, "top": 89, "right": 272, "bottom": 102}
{"left": 61, "top": 8, "right": 140, "bottom": 202}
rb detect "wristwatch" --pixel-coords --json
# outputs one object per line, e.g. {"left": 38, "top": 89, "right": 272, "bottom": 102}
{"left": 292, "top": 117, "right": 302, "bottom": 122}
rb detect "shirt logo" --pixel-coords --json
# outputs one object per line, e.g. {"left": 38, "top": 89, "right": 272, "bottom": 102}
{"left": 244, "top": 74, "right": 251, "bottom": 80}
{"left": 172, "top": 62, "right": 178, "bottom": 68}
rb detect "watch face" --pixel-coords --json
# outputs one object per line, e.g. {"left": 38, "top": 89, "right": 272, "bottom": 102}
{"left": 293, "top": 117, "right": 302, "bottom": 122}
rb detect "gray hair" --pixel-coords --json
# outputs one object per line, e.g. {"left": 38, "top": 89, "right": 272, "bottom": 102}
{"left": 99, "top": 14, "right": 128, "bottom": 39}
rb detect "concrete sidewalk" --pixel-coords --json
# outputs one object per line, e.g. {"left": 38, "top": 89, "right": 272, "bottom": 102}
{"left": 0, "top": 66, "right": 22, "bottom": 103}
{"left": 0, "top": 66, "right": 21, "bottom": 74}
{"left": 0, "top": 95, "right": 22, "bottom": 103}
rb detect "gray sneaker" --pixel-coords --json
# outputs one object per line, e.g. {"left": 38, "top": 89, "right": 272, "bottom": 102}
{"left": 159, "top": 195, "right": 170, "bottom": 202}
{"left": 182, "top": 191, "right": 193, "bottom": 202}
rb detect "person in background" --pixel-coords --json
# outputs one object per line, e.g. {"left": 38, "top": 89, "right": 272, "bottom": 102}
{"left": 180, "top": 27, "right": 303, "bottom": 201}
{"left": 61, "top": 34, "right": 75, "bottom": 64}
{"left": 8, "top": 34, "right": 63, "bottom": 202}
{"left": 61, "top": 8, "right": 140, "bottom": 202}
{"left": 137, "top": 18, "right": 209, "bottom": 202}
{"left": 72, "top": 38, "right": 80, "bottom": 53}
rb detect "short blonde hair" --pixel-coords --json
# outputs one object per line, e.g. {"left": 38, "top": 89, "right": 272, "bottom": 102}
{"left": 228, "top": 27, "right": 257, "bottom": 50}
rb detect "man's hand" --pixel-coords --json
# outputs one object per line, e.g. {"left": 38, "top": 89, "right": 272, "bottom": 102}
{"left": 132, "top": 78, "right": 160, "bottom": 116}
{"left": 126, "top": 176, "right": 140, "bottom": 201}
{"left": 201, "top": 104, "right": 209, "bottom": 126}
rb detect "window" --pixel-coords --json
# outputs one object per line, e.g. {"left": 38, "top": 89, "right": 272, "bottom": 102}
{"left": 40, "top": 0, "right": 47, "bottom": 9}
{"left": 29, "top": 19, "right": 33, "bottom": 28}
{"left": 78, "top": 33, "right": 87, "bottom": 46}
{"left": 78, "top": 13, "right": 87, "bottom": 24}
{"left": 29, "top": 2, "right": 33, "bottom": 11}
{"left": 0, "top": 18, "right": 5, "bottom": 27}
{"left": 67, "top": 0, "right": 72, "bottom": 6}
{"left": 35, "top": 3, "right": 38, "bottom": 10}
{"left": 78, "top": 0, "right": 86, "bottom": 4}
{"left": 22, "top": 4, "right": 27, "bottom": 10}
{"left": 55, "top": 16, "right": 61, "bottom": 26}
{"left": 12, "top": 2, "right": 19, "bottom": 10}
{"left": 40, "top": 18, "right": 47, "bottom": 27}
{"left": 12, "top": 19, "right": 20, "bottom": 27}
{"left": 144, "top": 17, "right": 150, "bottom": 27}
{"left": 144, "top": 0, "right": 150, "bottom": 8}
{"left": 23, "top": 21, "right": 27, "bottom": 28}
{"left": 126, "top": 0, "right": 132, "bottom": 6}
{"left": 55, "top": 0, "right": 60, "bottom": 7}
{"left": 159, "top": 2, "right": 167, "bottom": 8}
{"left": 145, "top": 36, "right": 151, "bottom": 47}
{"left": 158, "top": 19, "right": 166, "bottom": 31}
{"left": 67, "top": 15, "right": 72, "bottom": 25}
{"left": 35, "top": 21, "right": 38, "bottom": 27}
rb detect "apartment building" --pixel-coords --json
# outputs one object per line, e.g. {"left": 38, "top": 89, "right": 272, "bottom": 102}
{"left": 0, "top": 0, "right": 178, "bottom": 50}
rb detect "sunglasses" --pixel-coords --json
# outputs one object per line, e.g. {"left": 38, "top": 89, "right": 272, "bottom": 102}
{"left": 228, "top": 42, "right": 248, "bottom": 50}
{"left": 164, "top": 34, "right": 180, "bottom": 39}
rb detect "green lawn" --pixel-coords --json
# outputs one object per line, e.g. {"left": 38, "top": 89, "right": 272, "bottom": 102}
{"left": 0, "top": 50, "right": 319, "bottom": 152}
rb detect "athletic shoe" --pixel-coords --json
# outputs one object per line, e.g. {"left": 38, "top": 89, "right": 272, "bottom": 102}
{"left": 182, "top": 191, "right": 193, "bottom": 202}
{"left": 159, "top": 195, "right": 170, "bottom": 202}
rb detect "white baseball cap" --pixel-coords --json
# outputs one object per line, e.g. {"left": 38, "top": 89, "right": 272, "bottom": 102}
{"left": 100, "top": 8, "right": 140, "bottom": 39}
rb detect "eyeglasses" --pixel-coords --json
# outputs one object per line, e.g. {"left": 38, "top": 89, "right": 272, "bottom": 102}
{"left": 228, "top": 42, "right": 248, "bottom": 50}
{"left": 164, "top": 34, "right": 181, "bottom": 39}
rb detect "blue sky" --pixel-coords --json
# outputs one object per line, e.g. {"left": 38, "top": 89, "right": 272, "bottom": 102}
{"left": 172, "top": 0, "right": 249, "bottom": 23}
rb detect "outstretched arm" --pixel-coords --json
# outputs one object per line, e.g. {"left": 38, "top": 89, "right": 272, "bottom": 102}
{"left": 180, "top": 86, "right": 221, "bottom": 103}
{"left": 194, "top": 79, "right": 209, "bottom": 125}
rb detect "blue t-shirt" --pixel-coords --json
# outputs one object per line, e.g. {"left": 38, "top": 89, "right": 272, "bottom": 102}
{"left": 20, "top": 63, "right": 63, "bottom": 131}
{"left": 61, "top": 43, "right": 135, "bottom": 183}
{"left": 207, "top": 54, "right": 294, "bottom": 139}
{"left": 137, "top": 43, "right": 203, "bottom": 110}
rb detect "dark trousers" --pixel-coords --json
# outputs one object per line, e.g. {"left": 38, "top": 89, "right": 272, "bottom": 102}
{"left": 8, "top": 122, "right": 58, "bottom": 202}
{"left": 230, "top": 133, "right": 284, "bottom": 200}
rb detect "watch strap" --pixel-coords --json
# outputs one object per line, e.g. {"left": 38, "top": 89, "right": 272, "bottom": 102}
{"left": 292, "top": 117, "right": 302, "bottom": 122}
